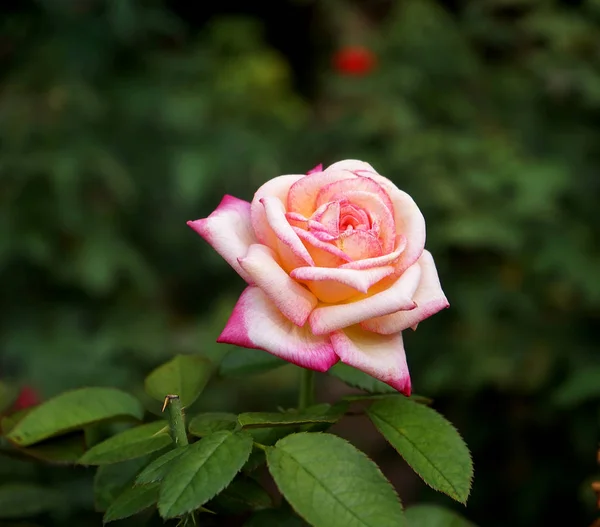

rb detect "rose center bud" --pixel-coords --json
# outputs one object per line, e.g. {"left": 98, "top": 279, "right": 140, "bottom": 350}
{"left": 339, "top": 203, "right": 371, "bottom": 233}
{"left": 305, "top": 199, "right": 382, "bottom": 262}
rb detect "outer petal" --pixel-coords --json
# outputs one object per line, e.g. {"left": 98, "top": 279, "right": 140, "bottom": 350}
{"left": 330, "top": 327, "right": 411, "bottom": 395}
{"left": 309, "top": 263, "right": 422, "bottom": 335}
{"left": 217, "top": 287, "right": 339, "bottom": 372}
{"left": 238, "top": 244, "right": 318, "bottom": 327}
{"left": 324, "top": 160, "right": 378, "bottom": 175}
{"left": 250, "top": 174, "right": 304, "bottom": 248}
{"left": 361, "top": 250, "right": 449, "bottom": 334}
{"left": 290, "top": 265, "right": 395, "bottom": 303}
{"left": 261, "top": 196, "right": 315, "bottom": 268}
{"left": 187, "top": 195, "right": 257, "bottom": 284}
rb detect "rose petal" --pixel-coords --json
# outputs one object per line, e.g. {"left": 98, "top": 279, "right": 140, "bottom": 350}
{"left": 340, "top": 235, "right": 406, "bottom": 270}
{"left": 311, "top": 200, "right": 340, "bottom": 235}
{"left": 291, "top": 265, "right": 394, "bottom": 303}
{"left": 309, "top": 229, "right": 337, "bottom": 242}
{"left": 334, "top": 190, "right": 396, "bottom": 253}
{"left": 251, "top": 174, "right": 304, "bottom": 248}
{"left": 361, "top": 250, "right": 449, "bottom": 334}
{"left": 324, "top": 161, "right": 426, "bottom": 273}
{"left": 238, "top": 244, "right": 318, "bottom": 326}
{"left": 287, "top": 170, "right": 356, "bottom": 217}
{"left": 324, "top": 160, "right": 378, "bottom": 175}
{"left": 261, "top": 196, "right": 315, "bottom": 268}
{"left": 361, "top": 173, "right": 426, "bottom": 273}
{"left": 187, "top": 195, "right": 257, "bottom": 284}
{"left": 218, "top": 287, "right": 338, "bottom": 371}
{"left": 316, "top": 177, "right": 394, "bottom": 220}
{"left": 309, "top": 263, "right": 422, "bottom": 335}
{"left": 293, "top": 227, "right": 352, "bottom": 267}
{"left": 307, "top": 163, "right": 323, "bottom": 175}
{"left": 337, "top": 230, "right": 383, "bottom": 260}
{"left": 330, "top": 327, "right": 411, "bottom": 395}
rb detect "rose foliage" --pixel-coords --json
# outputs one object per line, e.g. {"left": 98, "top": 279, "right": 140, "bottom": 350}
{"left": 0, "top": 160, "right": 472, "bottom": 527}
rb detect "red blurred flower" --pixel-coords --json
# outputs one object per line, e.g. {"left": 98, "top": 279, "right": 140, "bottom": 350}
{"left": 13, "top": 386, "right": 40, "bottom": 410}
{"left": 333, "top": 46, "right": 376, "bottom": 76}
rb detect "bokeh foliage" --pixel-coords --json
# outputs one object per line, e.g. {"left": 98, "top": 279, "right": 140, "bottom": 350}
{"left": 1, "top": 0, "right": 599, "bottom": 526}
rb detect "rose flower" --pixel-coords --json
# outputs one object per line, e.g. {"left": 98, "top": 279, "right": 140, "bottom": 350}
{"left": 188, "top": 160, "right": 448, "bottom": 395}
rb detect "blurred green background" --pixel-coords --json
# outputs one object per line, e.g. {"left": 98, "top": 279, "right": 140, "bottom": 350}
{"left": 1, "top": 0, "right": 599, "bottom": 525}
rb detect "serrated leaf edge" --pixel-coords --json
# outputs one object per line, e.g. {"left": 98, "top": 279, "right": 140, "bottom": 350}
{"left": 6, "top": 387, "right": 143, "bottom": 446}
{"left": 268, "top": 432, "right": 404, "bottom": 527}
{"left": 158, "top": 430, "right": 253, "bottom": 519}
{"left": 103, "top": 483, "right": 159, "bottom": 524}
{"left": 135, "top": 448, "right": 184, "bottom": 485}
{"left": 368, "top": 404, "right": 473, "bottom": 504}
{"left": 78, "top": 422, "right": 172, "bottom": 465}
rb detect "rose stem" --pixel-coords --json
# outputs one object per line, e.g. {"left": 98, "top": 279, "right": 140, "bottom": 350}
{"left": 163, "top": 394, "right": 189, "bottom": 447}
{"left": 298, "top": 368, "right": 315, "bottom": 411}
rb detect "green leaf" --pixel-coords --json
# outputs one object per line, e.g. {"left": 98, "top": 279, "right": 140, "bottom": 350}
{"left": 144, "top": 355, "right": 213, "bottom": 407}
{"left": 248, "top": 426, "right": 293, "bottom": 446}
{"left": 367, "top": 397, "right": 473, "bottom": 504}
{"left": 188, "top": 412, "right": 238, "bottom": 437}
{"left": 103, "top": 483, "right": 159, "bottom": 523}
{"left": 79, "top": 421, "right": 171, "bottom": 465}
{"left": 94, "top": 457, "right": 151, "bottom": 511}
{"left": 0, "top": 484, "right": 63, "bottom": 519}
{"left": 18, "top": 433, "right": 86, "bottom": 464}
{"left": 243, "top": 450, "right": 267, "bottom": 474}
{"left": 238, "top": 412, "right": 338, "bottom": 429}
{"left": 1, "top": 408, "right": 33, "bottom": 435}
{"left": 209, "top": 476, "right": 272, "bottom": 513}
{"left": 343, "top": 393, "right": 432, "bottom": 405}
{"left": 266, "top": 432, "right": 406, "bottom": 527}
{"left": 158, "top": 430, "right": 254, "bottom": 518}
{"left": 329, "top": 363, "right": 396, "bottom": 394}
{"left": 6, "top": 388, "right": 143, "bottom": 447}
{"left": 219, "top": 348, "right": 286, "bottom": 377}
{"left": 405, "top": 504, "right": 477, "bottom": 527}
{"left": 300, "top": 402, "right": 348, "bottom": 433}
{"left": 241, "top": 406, "right": 345, "bottom": 446}
{"left": 135, "top": 447, "right": 187, "bottom": 485}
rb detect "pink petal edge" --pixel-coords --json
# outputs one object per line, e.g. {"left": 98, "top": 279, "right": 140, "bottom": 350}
{"left": 261, "top": 196, "right": 315, "bottom": 266}
{"left": 307, "top": 163, "right": 323, "bottom": 175}
{"left": 217, "top": 287, "right": 339, "bottom": 372}
{"left": 187, "top": 195, "right": 256, "bottom": 284}
{"left": 361, "top": 250, "right": 449, "bottom": 334}
{"left": 330, "top": 327, "right": 411, "bottom": 395}
{"left": 250, "top": 174, "right": 304, "bottom": 248}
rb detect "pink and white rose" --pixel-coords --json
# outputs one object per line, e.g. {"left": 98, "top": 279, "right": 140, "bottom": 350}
{"left": 188, "top": 160, "right": 448, "bottom": 395}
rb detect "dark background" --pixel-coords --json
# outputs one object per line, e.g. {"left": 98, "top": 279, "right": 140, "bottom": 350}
{"left": 1, "top": 0, "right": 599, "bottom": 526}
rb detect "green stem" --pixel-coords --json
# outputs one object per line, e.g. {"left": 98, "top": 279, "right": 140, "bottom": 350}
{"left": 298, "top": 369, "right": 315, "bottom": 411}
{"left": 163, "top": 395, "right": 189, "bottom": 447}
